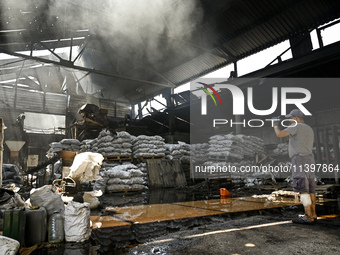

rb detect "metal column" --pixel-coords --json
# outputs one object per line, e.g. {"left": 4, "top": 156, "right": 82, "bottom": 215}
{"left": 168, "top": 88, "right": 175, "bottom": 143}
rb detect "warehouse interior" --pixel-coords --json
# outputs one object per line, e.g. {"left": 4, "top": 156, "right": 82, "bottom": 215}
{"left": 1, "top": 0, "right": 340, "bottom": 253}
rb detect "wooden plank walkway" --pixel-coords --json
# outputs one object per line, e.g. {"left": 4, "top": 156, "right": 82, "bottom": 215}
{"left": 90, "top": 196, "right": 337, "bottom": 229}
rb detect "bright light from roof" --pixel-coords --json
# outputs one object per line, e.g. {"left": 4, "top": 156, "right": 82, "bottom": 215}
{"left": 0, "top": 46, "right": 79, "bottom": 60}
{"left": 23, "top": 112, "right": 65, "bottom": 134}
{"left": 319, "top": 18, "right": 340, "bottom": 46}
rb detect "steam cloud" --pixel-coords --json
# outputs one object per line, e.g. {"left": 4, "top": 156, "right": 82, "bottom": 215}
{"left": 1, "top": 0, "right": 204, "bottom": 66}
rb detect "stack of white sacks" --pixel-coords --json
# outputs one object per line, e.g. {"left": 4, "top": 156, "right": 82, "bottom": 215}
{"left": 132, "top": 135, "right": 166, "bottom": 158}
{"left": 91, "top": 130, "right": 133, "bottom": 157}
{"left": 104, "top": 163, "right": 148, "bottom": 192}
{"left": 165, "top": 141, "right": 190, "bottom": 161}
{"left": 190, "top": 143, "right": 209, "bottom": 163}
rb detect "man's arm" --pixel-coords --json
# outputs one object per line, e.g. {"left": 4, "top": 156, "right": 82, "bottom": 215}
{"left": 274, "top": 126, "right": 290, "bottom": 138}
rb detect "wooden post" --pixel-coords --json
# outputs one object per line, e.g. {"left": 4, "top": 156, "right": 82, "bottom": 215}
{"left": 0, "top": 118, "right": 4, "bottom": 188}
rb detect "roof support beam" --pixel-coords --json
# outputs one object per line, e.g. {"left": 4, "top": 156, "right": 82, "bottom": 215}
{"left": 0, "top": 48, "right": 175, "bottom": 88}
{"left": 73, "top": 37, "right": 91, "bottom": 63}
{"left": 39, "top": 42, "right": 63, "bottom": 61}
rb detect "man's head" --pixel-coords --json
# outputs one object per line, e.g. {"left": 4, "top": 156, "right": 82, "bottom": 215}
{"left": 285, "top": 109, "right": 304, "bottom": 123}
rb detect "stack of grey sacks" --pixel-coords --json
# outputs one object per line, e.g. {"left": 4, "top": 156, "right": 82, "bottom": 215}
{"left": 80, "top": 139, "right": 96, "bottom": 152}
{"left": 165, "top": 141, "right": 190, "bottom": 161}
{"left": 190, "top": 143, "right": 209, "bottom": 163}
{"left": 50, "top": 139, "right": 81, "bottom": 153}
{"left": 132, "top": 135, "right": 166, "bottom": 158}
{"left": 272, "top": 143, "right": 289, "bottom": 157}
{"left": 199, "top": 133, "right": 265, "bottom": 180}
{"left": 91, "top": 130, "right": 133, "bottom": 157}
{"left": 104, "top": 163, "right": 148, "bottom": 192}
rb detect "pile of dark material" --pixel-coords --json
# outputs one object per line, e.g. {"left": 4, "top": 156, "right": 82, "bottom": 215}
{"left": 2, "top": 164, "right": 23, "bottom": 186}
{"left": 104, "top": 163, "right": 148, "bottom": 192}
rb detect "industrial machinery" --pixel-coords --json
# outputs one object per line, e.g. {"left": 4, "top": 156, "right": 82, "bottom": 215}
{"left": 71, "top": 103, "right": 131, "bottom": 140}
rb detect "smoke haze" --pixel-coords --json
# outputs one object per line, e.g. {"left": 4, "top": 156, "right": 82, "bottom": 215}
{"left": 1, "top": 0, "right": 204, "bottom": 65}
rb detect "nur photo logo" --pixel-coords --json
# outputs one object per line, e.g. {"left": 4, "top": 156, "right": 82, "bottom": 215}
{"left": 197, "top": 82, "right": 223, "bottom": 109}
{"left": 197, "top": 82, "right": 311, "bottom": 116}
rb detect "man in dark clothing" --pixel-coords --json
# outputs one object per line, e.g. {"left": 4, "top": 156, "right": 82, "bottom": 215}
{"left": 273, "top": 109, "right": 317, "bottom": 223}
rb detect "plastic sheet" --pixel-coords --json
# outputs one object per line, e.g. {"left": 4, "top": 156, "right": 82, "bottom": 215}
{"left": 30, "top": 185, "right": 65, "bottom": 217}
{"left": 69, "top": 152, "right": 104, "bottom": 183}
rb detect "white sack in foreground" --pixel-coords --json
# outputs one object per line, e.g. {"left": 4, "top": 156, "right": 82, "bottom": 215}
{"left": 64, "top": 201, "right": 91, "bottom": 242}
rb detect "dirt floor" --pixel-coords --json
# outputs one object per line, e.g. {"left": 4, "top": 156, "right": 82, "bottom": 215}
{"left": 120, "top": 214, "right": 340, "bottom": 255}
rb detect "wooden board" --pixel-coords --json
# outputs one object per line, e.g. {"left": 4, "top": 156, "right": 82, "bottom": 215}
{"left": 172, "top": 160, "right": 187, "bottom": 187}
{"left": 147, "top": 159, "right": 187, "bottom": 188}
{"left": 146, "top": 159, "right": 163, "bottom": 188}
{"left": 159, "top": 160, "right": 176, "bottom": 187}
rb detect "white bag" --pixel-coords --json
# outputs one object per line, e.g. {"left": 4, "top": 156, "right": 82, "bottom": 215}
{"left": 83, "top": 191, "right": 102, "bottom": 209}
{"left": 64, "top": 201, "right": 91, "bottom": 242}
{"left": 0, "top": 236, "right": 20, "bottom": 255}
{"left": 69, "top": 152, "right": 104, "bottom": 183}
